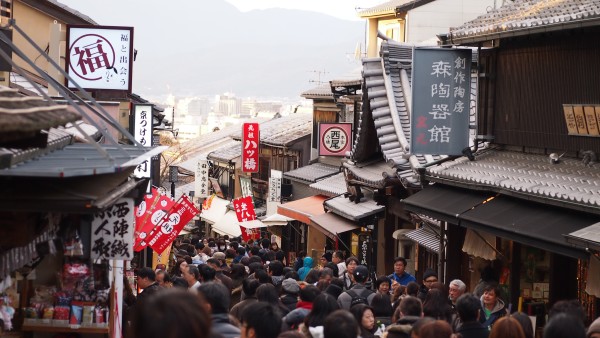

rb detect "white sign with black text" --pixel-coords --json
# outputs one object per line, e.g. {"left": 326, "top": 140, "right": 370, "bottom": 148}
{"left": 91, "top": 198, "right": 134, "bottom": 260}
{"left": 195, "top": 157, "right": 209, "bottom": 199}
{"left": 133, "top": 104, "right": 152, "bottom": 178}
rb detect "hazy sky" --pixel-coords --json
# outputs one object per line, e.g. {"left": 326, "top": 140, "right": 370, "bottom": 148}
{"left": 55, "top": 0, "right": 382, "bottom": 101}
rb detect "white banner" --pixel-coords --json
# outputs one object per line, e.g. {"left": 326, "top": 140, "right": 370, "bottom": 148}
{"left": 195, "top": 157, "right": 209, "bottom": 198}
{"left": 91, "top": 198, "right": 134, "bottom": 260}
{"left": 133, "top": 104, "right": 152, "bottom": 178}
{"left": 268, "top": 170, "right": 282, "bottom": 203}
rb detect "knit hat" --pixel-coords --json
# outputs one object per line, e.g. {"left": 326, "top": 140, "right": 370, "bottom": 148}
{"left": 588, "top": 317, "right": 600, "bottom": 338}
{"left": 353, "top": 265, "right": 370, "bottom": 283}
{"left": 212, "top": 252, "right": 226, "bottom": 260}
{"left": 423, "top": 268, "right": 437, "bottom": 281}
{"left": 282, "top": 278, "right": 300, "bottom": 294}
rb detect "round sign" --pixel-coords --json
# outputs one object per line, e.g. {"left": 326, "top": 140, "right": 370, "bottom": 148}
{"left": 321, "top": 125, "right": 349, "bottom": 154}
{"left": 68, "top": 34, "right": 116, "bottom": 81}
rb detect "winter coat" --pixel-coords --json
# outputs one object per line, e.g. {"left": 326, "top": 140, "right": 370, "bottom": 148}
{"left": 298, "top": 257, "right": 314, "bottom": 281}
{"left": 384, "top": 316, "right": 420, "bottom": 338}
{"left": 456, "top": 321, "right": 490, "bottom": 338}
{"left": 479, "top": 296, "right": 507, "bottom": 329}
{"left": 211, "top": 313, "right": 241, "bottom": 338}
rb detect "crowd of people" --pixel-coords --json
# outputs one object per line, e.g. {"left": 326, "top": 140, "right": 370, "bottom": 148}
{"left": 124, "top": 235, "right": 600, "bottom": 338}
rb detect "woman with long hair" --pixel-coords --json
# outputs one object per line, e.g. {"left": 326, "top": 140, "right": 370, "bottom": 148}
{"left": 300, "top": 293, "right": 340, "bottom": 338}
{"left": 349, "top": 304, "right": 379, "bottom": 338}
{"left": 423, "top": 288, "right": 453, "bottom": 323}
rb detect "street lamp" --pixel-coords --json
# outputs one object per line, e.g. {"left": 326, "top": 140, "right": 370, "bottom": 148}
{"left": 168, "top": 165, "right": 178, "bottom": 199}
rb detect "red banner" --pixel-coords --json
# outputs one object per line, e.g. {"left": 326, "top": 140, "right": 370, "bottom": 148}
{"left": 147, "top": 195, "right": 200, "bottom": 255}
{"left": 134, "top": 189, "right": 175, "bottom": 252}
{"left": 242, "top": 122, "right": 260, "bottom": 173}
{"left": 233, "top": 196, "right": 256, "bottom": 222}
{"left": 233, "top": 196, "right": 259, "bottom": 242}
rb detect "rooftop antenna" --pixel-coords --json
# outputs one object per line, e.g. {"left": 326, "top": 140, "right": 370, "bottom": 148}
{"left": 308, "top": 69, "right": 329, "bottom": 86}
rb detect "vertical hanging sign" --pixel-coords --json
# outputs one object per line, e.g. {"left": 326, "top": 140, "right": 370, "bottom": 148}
{"left": 411, "top": 48, "right": 472, "bottom": 155}
{"left": 132, "top": 104, "right": 153, "bottom": 179}
{"left": 195, "top": 157, "right": 209, "bottom": 198}
{"left": 91, "top": 198, "right": 134, "bottom": 260}
{"left": 242, "top": 122, "right": 260, "bottom": 173}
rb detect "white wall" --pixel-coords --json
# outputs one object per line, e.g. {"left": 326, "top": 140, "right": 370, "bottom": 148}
{"left": 406, "top": 0, "right": 495, "bottom": 43}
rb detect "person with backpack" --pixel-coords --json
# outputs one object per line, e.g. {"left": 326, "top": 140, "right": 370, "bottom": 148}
{"left": 337, "top": 265, "right": 376, "bottom": 310}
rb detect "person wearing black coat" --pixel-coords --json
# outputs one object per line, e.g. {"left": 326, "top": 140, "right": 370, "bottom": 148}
{"left": 455, "top": 294, "right": 489, "bottom": 338}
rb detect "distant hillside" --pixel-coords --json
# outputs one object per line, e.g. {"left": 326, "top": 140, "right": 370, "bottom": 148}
{"left": 124, "top": 0, "right": 365, "bottom": 98}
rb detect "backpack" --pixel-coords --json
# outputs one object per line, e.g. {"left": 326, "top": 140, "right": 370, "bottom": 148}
{"left": 347, "top": 289, "right": 372, "bottom": 307}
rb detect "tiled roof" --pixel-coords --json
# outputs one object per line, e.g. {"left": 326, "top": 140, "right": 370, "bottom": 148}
{"left": 310, "top": 172, "right": 347, "bottom": 197}
{"left": 450, "top": 0, "right": 600, "bottom": 44}
{"left": 207, "top": 141, "right": 241, "bottom": 163}
{"left": 324, "top": 193, "right": 385, "bottom": 221}
{"left": 343, "top": 160, "right": 397, "bottom": 188}
{"left": 232, "top": 113, "right": 312, "bottom": 147}
{"left": 284, "top": 162, "right": 340, "bottom": 184}
{"left": 358, "top": 42, "right": 442, "bottom": 187}
{"left": 358, "top": 0, "right": 411, "bottom": 17}
{"left": 330, "top": 68, "right": 363, "bottom": 87}
{"left": 301, "top": 83, "right": 333, "bottom": 99}
{"left": 425, "top": 149, "right": 600, "bottom": 214}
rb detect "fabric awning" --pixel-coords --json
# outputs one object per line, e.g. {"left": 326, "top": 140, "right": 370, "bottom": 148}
{"left": 459, "top": 195, "right": 597, "bottom": 259}
{"left": 403, "top": 184, "right": 600, "bottom": 260}
{"left": 462, "top": 229, "right": 497, "bottom": 260}
{"left": 309, "top": 212, "right": 359, "bottom": 240}
{"left": 212, "top": 210, "right": 241, "bottom": 237}
{"left": 403, "top": 185, "right": 493, "bottom": 224}
{"left": 200, "top": 196, "right": 230, "bottom": 224}
{"left": 404, "top": 226, "right": 440, "bottom": 254}
{"left": 277, "top": 195, "right": 327, "bottom": 224}
{"left": 565, "top": 222, "right": 600, "bottom": 252}
{"left": 261, "top": 213, "right": 294, "bottom": 226}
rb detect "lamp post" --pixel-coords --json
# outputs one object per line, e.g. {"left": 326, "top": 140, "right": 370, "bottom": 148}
{"left": 168, "top": 165, "right": 178, "bottom": 199}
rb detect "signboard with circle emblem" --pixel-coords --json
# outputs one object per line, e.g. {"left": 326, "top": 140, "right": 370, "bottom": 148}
{"left": 319, "top": 123, "right": 352, "bottom": 156}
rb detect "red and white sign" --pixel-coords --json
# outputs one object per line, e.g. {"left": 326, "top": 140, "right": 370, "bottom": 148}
{"left": 240, "top": 226, "right": 260, "bottom": 242}
{"left": 319, "top": 123, "right": 352, "bottom": 156}
{"left": 133, "top": 191, "right": 176, "bottom": 252}
{"left": 233, "top": 196, "right": 256, "bottom": 222}
{"left": 66, "top": 25, "right": 134, "bottom": 92}
{"left": 146, "top": 195, "right": 200, "bottom": 255}
{"left": 242, "top": 122, "right": 260, "bottom": 172}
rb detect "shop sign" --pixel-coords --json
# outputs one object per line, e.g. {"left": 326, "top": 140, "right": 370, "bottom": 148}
{"left": 133, "top": 189, "right": 175, "bottom": 252}
{"left": 242, "top": 122, "right": 260, "bottom": 173}
{"left": 233, "top": 196, "right": 260, "bottom": 241}
{"left": 268, "top": 170, "right": 282, "bottom": 203}
{"left": 195, "top": 157, "right": 210, "bottom": 198}
{"left": 147, "top": 195, "right": 200, "bottom": 254}
{"left": 240, "top": 176, "right": 253, "bottom": 198}
{"left": 357, "top": 233, "right": 372, "bottom": 267}
{"left": 319, "top": 123, "right": 352, "bottom": 156}
{"left": 66, "top": 25, "right": 133, "bottom": 92}
{"left": 411, "top": 48, "right": 472, "bottom": 155}
{"left": 132, "top": 104, "right": 153, "bottom": 179}
{"left": 91, "top": 198, "right": 134, "bottom": 260}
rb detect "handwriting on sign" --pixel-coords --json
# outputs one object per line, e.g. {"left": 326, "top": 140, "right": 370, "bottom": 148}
{"left": 91, "top": 198, "right": 134, "bottom": 260}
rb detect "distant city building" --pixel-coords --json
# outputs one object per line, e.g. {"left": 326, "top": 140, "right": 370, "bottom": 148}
{"left": 216, "top": 93, "right": 241, "bottom": 116}
{"left": 188, "top": 98, "right": 211, "bottom": 116}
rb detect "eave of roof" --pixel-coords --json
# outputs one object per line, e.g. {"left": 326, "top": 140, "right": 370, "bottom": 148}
{"left": 449, "top": 0, "right": 600, "bottom": 45}
{"left": 358, "top": 0, "right": 409, "bottom": 18}
{"left": 22, "top": 0, "right": 97, "bottom": 25}
{"left": 284, "top": 162, "right": 340, "bottom": 184}
{"left": 425, "top": 149, "right": 600, "bottom": 215}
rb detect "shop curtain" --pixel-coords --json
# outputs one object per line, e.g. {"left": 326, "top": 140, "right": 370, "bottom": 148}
{"left": 462, "top": 228, "right": 496, "bottom": 261}
{"left": 586, "top": 255, "right": 600, "bottom": 297}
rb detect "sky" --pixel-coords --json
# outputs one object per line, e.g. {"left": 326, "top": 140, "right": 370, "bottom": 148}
{"left": 56, "top": 0, "right": 383, "bottom": 101}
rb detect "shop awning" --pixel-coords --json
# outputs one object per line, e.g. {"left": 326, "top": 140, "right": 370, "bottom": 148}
{"left": 462, "top": 229, "right": 497, "bottom": 261}
{"left": 277, "top": 195, "right": 327, "bottom": 224}
{"left": 403, "top": 185, "right": 493, "bottom": 224}
{"left": 200, "top": 196, "right": 230, "bottom": 224}
{"left": 459, "top": 195, "right": 597, "bottom": 259}
{"left": 310, "top": 212, "right": 359, "bottom": 240}
{"left": 404, "top": 226, "right": 440, "bottom": 254}
{"left": 403, "top": 184, "right": 600, "bottom": 260}
{"left": 260, "top": 213, "right": 294, "bottom": 226}
{"left": 211, "top": 211, "right": 267, "bottom": 237}
{"left": 212, "top": 210, "right": 241, "bottom": 237}
{"left": 564, "top": 222, "right": 600, "bottom": 252}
